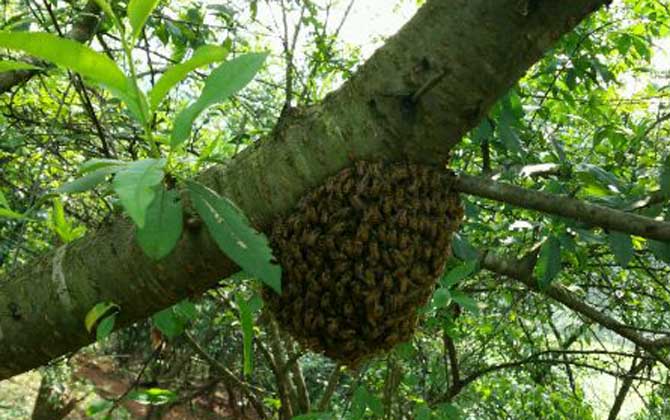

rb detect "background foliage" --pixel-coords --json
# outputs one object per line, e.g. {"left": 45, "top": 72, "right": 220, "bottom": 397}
{"left": 0, "top": 0, "right": 669, "bottom": 419}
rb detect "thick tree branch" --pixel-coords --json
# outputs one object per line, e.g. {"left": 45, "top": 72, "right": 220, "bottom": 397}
{"left": 0, "top": 0, "right": 610, "bottom": 379}
{"left": 451, "top": 174, "right": 670, "bottom": 241}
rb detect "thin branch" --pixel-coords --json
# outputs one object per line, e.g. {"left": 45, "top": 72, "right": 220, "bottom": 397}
{"left": 480, "top": 250, "right": 670, "bottom": 369}
{"left": 450, "top": 174, "right": 670, "bottom": 241}
{"left": 607, "top": 353, "right": 655, "bottom": 420}
{"left": 317, "top": 363, "right": 343, "bottom": 412}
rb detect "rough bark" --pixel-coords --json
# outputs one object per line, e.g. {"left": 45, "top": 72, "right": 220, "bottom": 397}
{"left": 451, "top": 174, "right": 670, "bottom": 241}
{"left": 0, "top": 0, "right": 610, "bottom": 379}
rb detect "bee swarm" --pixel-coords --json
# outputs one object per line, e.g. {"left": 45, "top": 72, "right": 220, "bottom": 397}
{"left": 264, "top": 161, "right": 463, "bottom": 366}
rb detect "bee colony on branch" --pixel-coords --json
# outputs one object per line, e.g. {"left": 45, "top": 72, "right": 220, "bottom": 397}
{"left": 264, "top": 161, "right": 464, "bottom": 366}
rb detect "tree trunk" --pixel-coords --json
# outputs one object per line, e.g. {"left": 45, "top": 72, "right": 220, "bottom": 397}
{"left": 0, "top": 0, "right": 610, "bottom": 380}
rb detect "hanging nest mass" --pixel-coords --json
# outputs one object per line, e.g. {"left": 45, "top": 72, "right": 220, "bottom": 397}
{"left": 263, "top": 161, "right": 464, "bottom": 366}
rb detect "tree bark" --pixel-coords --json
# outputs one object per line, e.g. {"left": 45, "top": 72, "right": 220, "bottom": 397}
{"left": 451, "top": 174, "right": 670, "bottom": 241}
{"left": 0, "top": 0, "right": 610, "bottom": 379}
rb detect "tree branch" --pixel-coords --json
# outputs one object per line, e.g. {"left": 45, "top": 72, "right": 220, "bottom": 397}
{"left": 479, "top": 251, "right": 670, "bottom": 369}
{"left": 451, "top": 174, "right": 670, "bottom": 241}
{"left": 0, "top": 0, "right": 611, "bottom": 379}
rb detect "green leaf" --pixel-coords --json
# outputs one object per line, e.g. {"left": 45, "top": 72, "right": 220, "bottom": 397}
{"left": 351, "top": 386, "right": 368, "bottom": 420}
{"left": 85, "top": 301, "right": 120, "bottom": 333}
{"left": 128, "top": 388, "right": 176, "bottom": 405}
{"left": 151, "top": 300, "right": 195, "bottom": 339}
{"left": 187, "top": 180, "right": 281, "bottom": 293}
{"left": 0, "top": 207, "right": 24, "bottom": 219}
{"left": 136, "top": 187, "right": 183, "bottom": 260}
{"left": 441, "top": 260, "right": 478, "bottom": 288}
{"left": 430, "top": 288, "right": 451, "bottom": 309}
{"left": 79, "top": 158, "right": 127, "bottom": 174}
{"left": 85, "top": 399, "right": 113, "bottom": 416}
{"left": 367, "top": 393, "right": 384, "bottom": 417}
{"left": 92, "top": 0, "right": 121, "bottom": 30}
{"left": 576, "top": 163, "right": 622, "bottom": 194}
{"left": 237, "top": 293, "right": 254, "bottom": 377}
{"left": 660, "top": 155, "right": 670, "bottom": 196}
{"left": 499, "top": 101, "right": 524, "bottom": 155}
{"left": 607, "top": 231, "right": 634, "bottom": 267}
{"left": 290, "top": 413, "right": 333, "bottom": 420}
{"left": 149, "top": 43, "right": 231, "bottom": 111}
{"left": 112, "top": 159, "right": 166, "bottom": 228}
{"left": 0, "top": 60, "right": 41, "bottom": 72}
{"left": 128, "top": 0, "right": 160, "bottom": 41}
{"left": 451, "top": 233, "right": 479, "bottom": 261}
{"left": 49, "top": 198, "right": 86, "bottom": 243}
{"left": 534, "top": 236, "right": 562, "bottom": 289}
{"left": 648, "top": 240, "right": 670, "bottom": 264}
{"left": 96, "top": 314, "right": 116, "bottom": 341}
{"left": 171, "top": 52, "right": 268, "bottom": 148}
{"left": 0, "top": 190, "right": 8, "bottom": 208}
{"left": 450, "top": 290, "right": 480, "bottom": 315}
{"left": 152, "top": 307, "right": 185, "bottom": 339}
{"left": 0, "top": 32, "right": 128, "bottom": 92}
{"left": 173, "top": 300, "right": 197, "bottom": 321}
{"left": 57, "top": 166, "right": 120, "bottom": 194}
{"left": 471, "top": 118, "right": 493, "bottom": 144}
{"left": 435, "top": 402, "right": 462, "bottom": 419}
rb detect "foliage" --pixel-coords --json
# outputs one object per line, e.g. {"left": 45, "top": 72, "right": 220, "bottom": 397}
{"left": 0, "top": 0, "right": 669, "bottom": 419}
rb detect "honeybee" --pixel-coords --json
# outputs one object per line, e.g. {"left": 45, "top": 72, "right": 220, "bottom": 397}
{"left": 328, "top": 221, "right": 347, "bottom": 235}
{"left": 354, "top": 262, "right": 365, "bottom": 279}
{"left": 391, "top": 249, "right": 407, "bottom": 266}
{"left": 408, "top": 216, "right": 420, "bottom": 231}
{"left": 369, "top": 178, "right": 383, "bottom": 197}
{"left": 387, "top": 229, "right": 398, "bottom": 247}
{"left": 391, "top": 165, "right": 409, "bottom": 181}
{"left": 410, "top": 265, "right": 427, "bottom": 283}
{"left": 303, "top": 205, "right": 318, "bottom": 224}
{"left": 377, "top": 225, "right": 388, "bottom": 243}
{"left": 382, "top": 274, "right": 394, "bottom": 290}
{"left": 381, "top": 249, "right": 394, "bottom": 268}
{"left": 398, "top": 232, "right": 411, "bottom": 250}
{"left": 342, "top": 177, "right": 355, "bottom": 194}
{"left": 355, "top": 224, "right": 370, "bottom": 243}
{"left": 352, "top": 240, "right": 365, "bottom": 257}
{"left": 350, "top": 194, "right": 366, "bottom": 210}
{"left": 368, "top": 241, "right": 380, "bottom": 261}
{"left": 384, "top": 333, "right": 399, "bottom": 346}
{"left": 363, "top": 206, "right": 382, "bottom": 225}
{"left": 382, "top": 197, "right": 393, "bottom": 216}
{"left": 333, "top": 260, "right": 350, "bottom": 274}
{"left": 396, "top": 209, "right": 408, "bottom": 228}
{"left": 363, "top": 269, "right": 376, "bottom": 287}
{"left": 288, "top": 217, "right": 303, "bottom": 233}
{"left": 306, "top": 251, "right": 323, "bottom": 267}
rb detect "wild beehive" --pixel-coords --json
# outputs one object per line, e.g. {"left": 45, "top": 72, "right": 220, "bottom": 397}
{"left": 264, "top": 161, "right": 463, "bottom": 366}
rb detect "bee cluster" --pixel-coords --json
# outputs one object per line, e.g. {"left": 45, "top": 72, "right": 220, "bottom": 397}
{"left": 264, "top": 161, "right": 463, "bottom": 366}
